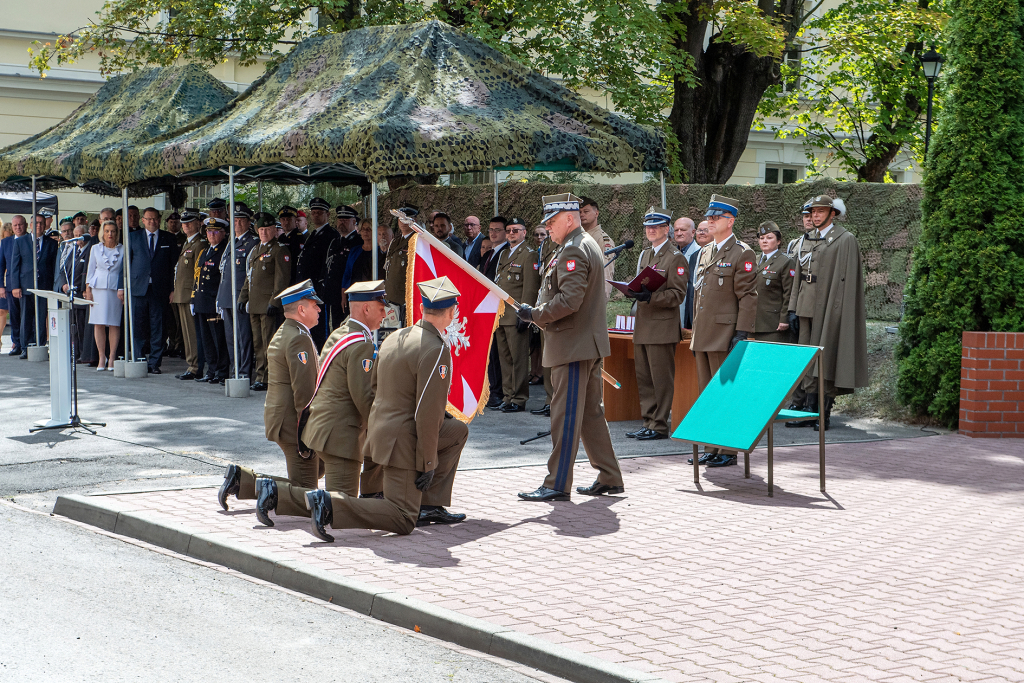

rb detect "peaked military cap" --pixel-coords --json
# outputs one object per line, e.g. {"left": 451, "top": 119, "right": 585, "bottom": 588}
{"left": 277, "top": 205, "right": 298, "bottom": 218}
{"left": 346, "top": 279, "right": 387, "bottom": 303}
{"left": 801, "top": 200, "right": 812, "bottom": 215}
{"left": 277, "top": 279, "right": 323, "bottom": 306}
{"left": 398, "top": 203, "right": 420, "bottom": 217}
{"left": 39, "top": 207, "right": 55, "bottom": 217}
{"left": 180, "top": 209, "right": 201, "bottom": 223}
{"left": 204, "top": 217, "right": 229, "bottom": 231}
{"left": 506, "top": 217, "right": 526, "bottom": 228}
{"left": 233, "top": 205, "right": 253, "bottom": 220}
{"left": 418, "top": 276, "right": 460, "bottom": 309}
{"left": 208, "top": 198, "right": 227, "bottom": 210}
{"left": 808, "top": 195, "right": 834, "bottom": 209}
{"left": 541, "top": 193, "right": 582, "bottom": 224}
{"left": 705, "top": 194, "right": 739, "bottom": 218}
{"left": 254, "top": 212, "right": 277, "bottom": 228}
{"left": 309, "top": 197, "right": 331, "bottom": 211}
{"left": 335, "top": 205, "right": 359, "bottom": 219}
{"left": 757, "top": 221, "right": 782, "bottom": 238}
{"left": 642, "top": 206, "right": 672, "bottom": 226}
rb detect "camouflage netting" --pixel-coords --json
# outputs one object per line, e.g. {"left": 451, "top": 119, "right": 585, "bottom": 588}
{"left": 377, "top": 178, "right": 922, "bottom": 321}
{"left": 0, "top": 65, "right": 234, "bottom": 196}
{"left": 117, "top": 20, "right": 665, "bottom": 187}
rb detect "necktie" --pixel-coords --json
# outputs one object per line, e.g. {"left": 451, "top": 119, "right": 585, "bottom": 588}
{"left": 710, "top": 244, "right": 718, "bottom": 260}
{"left": 149, "top": 232, "right": 156, "bottom": 255}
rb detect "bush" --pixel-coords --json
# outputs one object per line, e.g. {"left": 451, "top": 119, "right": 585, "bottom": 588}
{"left": 896, "top": 0, "right": 1024, "bottom": 427}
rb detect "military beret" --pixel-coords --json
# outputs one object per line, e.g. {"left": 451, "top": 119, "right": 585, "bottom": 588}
{"left": 208, "top": 198, "right": 227, "bottom": 210}
{"left": 72, "top": 211, "right": 87, "bottom": 220}
{"left": 506, "top": 217, "right": 526, "bottom": 228}
{"left": 59, "top": 215, "right": 74, "bottom": 226}
{"left": 167, "top": 211, "right": 181, "bottom": 221}
{"left": 278, "top": 205, "right": 298, "bottom": 218}
{"left": 705, "top": 194, "right": 739, "bottom": 218}
{"left": 335, "top": 205, "right": 359, "bottom": 220}
{"left": 309, "top": 197, "right": 331, "bottom": 211}
{"left": 254, "top": 212, "right": 277, "bottom": 228}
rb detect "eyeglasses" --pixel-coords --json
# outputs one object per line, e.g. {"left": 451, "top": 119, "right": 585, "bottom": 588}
{"left": 507, "top": 227, "right": 525, "bottom": 234}
{"left": 463, "top": 222, "right": 479, "bottom": 227}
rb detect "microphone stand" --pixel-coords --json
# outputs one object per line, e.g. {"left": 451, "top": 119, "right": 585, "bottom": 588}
{"left": 31, "top": 239, "right": 106, "bottom": 434}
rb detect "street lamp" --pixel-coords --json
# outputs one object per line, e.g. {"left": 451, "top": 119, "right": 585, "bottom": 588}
{"left": 921, "top": 47, "right": 944, "bottom": 160}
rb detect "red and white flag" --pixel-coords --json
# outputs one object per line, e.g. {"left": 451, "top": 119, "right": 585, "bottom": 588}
{"left": 404, "top": 227, "right": 511, "bottom": 423}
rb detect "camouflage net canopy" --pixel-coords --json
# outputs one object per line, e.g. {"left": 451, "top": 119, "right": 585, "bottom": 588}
{"left": 377, "top": 179, "right": 922, "bottom": 321}
{"left": 0, "top": 65, "right": 235, "bottom": 196}
{"left": 118, "top": 20, "right": 666, "bottom": 187}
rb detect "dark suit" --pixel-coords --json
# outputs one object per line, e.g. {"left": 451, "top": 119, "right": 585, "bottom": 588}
{"left": 0, "top": 235, "right": 22, "bottom": 350}
{"left": 120, "top": 228, "right": 179, "bottom": 369}
{"left": 12, "top": 233, "right": 58, "bottom": 349}
{"left": 465, "top": 233, "right": 485, "bottom": 269}
{"left": 683, "top": 249, "right": 699, "bottom": 330}
{"left": 217, "top": 231, "right": 259, "bottom": 378}
{"left": 54, "top": 241, "right": 94, "bottom": 361}
{"left": 194, "top": 241, "right": 229, "bottom": 380}
{"left": 295, "top": 224, "right": 337, "bottom": 348}
{"left": 440, "top": 233, "right": 465, "bottom": 260}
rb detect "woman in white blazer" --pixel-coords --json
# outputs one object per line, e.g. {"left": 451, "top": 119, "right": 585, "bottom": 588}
{"left": 85, "top": 220, "right": 123, "bottom": 370}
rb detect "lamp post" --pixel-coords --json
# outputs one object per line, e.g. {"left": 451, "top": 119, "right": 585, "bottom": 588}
{"left": 921, "top": 47, "right": 944, "bottom": 160}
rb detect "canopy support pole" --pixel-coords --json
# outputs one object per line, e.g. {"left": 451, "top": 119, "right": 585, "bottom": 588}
{"left": 31, "top": 176, "right": 40, "bottom": 346}
{"left": 228, "top": 167, "right": 240, "bottom": 381}
{"left": 257, "top": 180, "right": 263, "bottom": 213}
{"left": 370, "top": 181, "right": 379, "bottom": 346}
{"left": 493, "top": 171, "right": 498, "bottom": 215}
{"left": 122, "top": 187, "right": 136, "bottom": 363}
{"left": 660, "top": 172, "right": 667, "bottom": 211}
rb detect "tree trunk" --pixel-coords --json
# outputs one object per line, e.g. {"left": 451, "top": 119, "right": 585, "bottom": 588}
{"left": 668, "top": 0, "right": 801, "bottom": 184}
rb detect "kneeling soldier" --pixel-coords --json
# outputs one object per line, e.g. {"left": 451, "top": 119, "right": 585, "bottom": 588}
{"left": 217, "top": 281, "right": 322, "bottom": 519}
{"left": 304, "top": 277, "right": 469, "bottom": 541}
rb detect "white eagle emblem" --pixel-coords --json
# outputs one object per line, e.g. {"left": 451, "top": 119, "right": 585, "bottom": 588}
{"left": 444, "top": 305, "right": 470, "bottom": 356}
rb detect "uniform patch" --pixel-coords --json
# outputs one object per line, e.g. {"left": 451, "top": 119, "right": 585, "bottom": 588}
{"left": 566, "top": 260, "right": 576, "bottom": 271}
{"left": 362, "top": 359, "right": 373, "bottom": 372}
{"left": 743, "top": 262, "right": 753, "bottom": 272}
{"left": 284, "top": 255, "right": 290, "bottom": 261}
{"left": 439, "top": 365, "right": 447, "bottom": 379}
{"left": 789, "top": 269, "right": 796, "bottom": 277}
{"left": 677, "top": 267, "right": 685, "bottom": 276}
{"left": 533, "top": 263, "right": 539, "bottom": 270}
{"left": 297, "top": 352, "right": 308, "bottom": 364}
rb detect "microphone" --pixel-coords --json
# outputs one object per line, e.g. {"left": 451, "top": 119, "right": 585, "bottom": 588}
{"left": 604, "top": 240, "right": 634, "bottom": 257}
{"left": 64, "top": 235, "right": 90, "bottom": 243}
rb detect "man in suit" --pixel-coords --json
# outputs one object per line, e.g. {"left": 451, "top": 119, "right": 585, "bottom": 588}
{"left": 482, "top": 217, "right": 509, "bottom": 408}
{"left": 217, "top": 280, "right": 322, "bottom": 521}
{"left": 689, "top": 195, "right": 757, "bottom": 467}
{"left": 516, "top": 194, "right": 625, "bottom": 501}
{"left": 625, "top": 209, "right": 689, "bottom": 441}
{"left": 12, "top": 214, "right": 58, "bottom": 357}
{"left": 432, "top": 212, "right": 465, "bottom": 259}
{"left": 172, "top": 210, "right": 208, "bottom": 380}
{"left": 673, "top": 217, "right": 700, "bottom": 331}
{"left": 683, "top": 221, "right": 712, "bottom": 331}
{"left": 492, "top": 217, "right": 539, "bottom": 413}
{"left": 295, "top": 197, "right": 337, "bottom": 348}
{"left": 0, "top": 214, "right": 25, "bottom": 355}
{"left": 463, "top": 215, "right": 484, "bottom": 268}
{"left": 218, "top": 206, "right": 259, "bottom": 379}
{"left": 53, "top": 220, "right": 93, "bottom": 361}
{"left": 303, "top": 277, "right": 469, "bottom": 541}
{"left": 118, "top": 207, "right": 178, "bottom": 373}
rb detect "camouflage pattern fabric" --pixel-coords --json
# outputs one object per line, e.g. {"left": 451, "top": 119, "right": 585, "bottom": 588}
{"left": 0, "top": 65, "right": 234, "bottom": 195}
{"left": 116, "top": 20, "right": 666, "bottom": 187}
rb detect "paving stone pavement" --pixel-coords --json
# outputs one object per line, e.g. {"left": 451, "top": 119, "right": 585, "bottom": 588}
{"left": 98, "top": 433, "right": 1024, "bottom": 683}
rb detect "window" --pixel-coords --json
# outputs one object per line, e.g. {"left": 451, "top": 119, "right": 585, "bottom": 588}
{"left": 764, "top": 166, "right": 801, "bottom": 184}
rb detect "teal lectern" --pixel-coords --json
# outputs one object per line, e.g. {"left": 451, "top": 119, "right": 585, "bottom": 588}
{"left": 671, "top": 340, "right": 825, "bottom": 496}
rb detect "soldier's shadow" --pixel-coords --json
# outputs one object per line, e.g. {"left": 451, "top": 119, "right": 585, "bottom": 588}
{"left": 326, "top": 518, "right": 514, "bottom": 568}
{"left": 516, "top": 496, "right": 622, "bottom": 537}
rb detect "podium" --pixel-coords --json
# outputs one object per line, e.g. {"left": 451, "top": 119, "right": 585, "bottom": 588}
{"left": 27, "top": 289, "right": 103, "bottom": 432}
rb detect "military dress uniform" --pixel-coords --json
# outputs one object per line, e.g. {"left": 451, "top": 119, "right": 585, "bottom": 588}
{"left": 300, "top": 314, "right": 382, "bottom": 497}
{"left": 532, "top": 237, "right": 560, "bottom": 414}
{"left": 629, "top": 212, "right": 689, "bottom": 439}
{"left": 753, "top": 222, "right": 795, "bottom": 344}
{"left": 295, "top": 198, "right": 338, "bottom": 347}
{"left": 277, "top": 205, "right": 305, "bottom": 284}
{"left": 217, "top": 221, "right": 259, "bottom": 378}
{"left": 239, "top": 237, "right": 291, "bottom": 387}
{"left": 383, "top": 231, "right": 413, "bottom": 323}
{"left": 493, "top": 237, "right": 540, "bottom": 410}
{"left": 690, "top": 196, "right": 757, "bottom": 463}
{"left": 172, "top": 223, "right": 208, "bottom": 378}
{"left": 302, "top": 278, "right": 470, "bottom": 540}
{"left": 192, "top": 222, "right": 230, "bottom": 382}
{"left": 322, "top": 205, "right": 363, "bottom": 329}
{"left": 519, "top": 194, "right": 624, "bottom": 500}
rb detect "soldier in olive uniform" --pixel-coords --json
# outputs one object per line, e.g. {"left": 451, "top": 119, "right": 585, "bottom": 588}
{"left": 295, "top": 197, "right": 337, "bottom": 348}
{"left": 322, "top": 205, "right": 363, "bottom": 330}
{"left": 752, "top": 221, "right": 795, "bottom": 344}
{"left": 517, "top": 194, "right": 625, "bottom": 501}
{"left": 172, "top": 210, "right": 208, "bottom": 380}
{"left": 785, "top": 195, "right": 868, "bottom": 430}
{"left": 383, "top": 204, "right": 419, "bottom": 326}
{"left": 299, "top": 281, "right": 387, "bottom": 499}
{"left": 689, "top": 195, "right": 757, "bottom": 467}
{"left": 493, "top": 217, "right": 540, "bottom": 412}
{"left": 239, "top": 213, "right": 292, "bottom": 391}
{"left": 217, "top": 281, "right": 323, "bottom": 522}
{"left": 530, "top": 231, "right": 559, "bottom": 417}
{"left": 193, "top": 218, "right": 230, "bottom": 383}
{"left": 303, "top": 277, "right": 469, "bottom": 541}
{"left": 624, "top": 208, "right": 689, "bottom": 441}
{"left": 276, "top": 205, "right": 304, "bottom": 283}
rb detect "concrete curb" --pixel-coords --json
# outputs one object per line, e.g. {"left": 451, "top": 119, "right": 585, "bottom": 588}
{"left": 53, "top": 494, "right": 666, "bottom": 683}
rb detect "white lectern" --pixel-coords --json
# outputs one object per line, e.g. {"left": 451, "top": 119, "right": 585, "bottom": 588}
{"left": 27, "top": 289, "right": 105, "bottom": 433}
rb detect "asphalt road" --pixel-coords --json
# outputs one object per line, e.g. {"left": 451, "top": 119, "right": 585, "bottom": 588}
{"left": 0, "top": 332, "right": 936, "bottom": 512}
{"left": 0, "top": 501, "right": 563, "bottom": 683}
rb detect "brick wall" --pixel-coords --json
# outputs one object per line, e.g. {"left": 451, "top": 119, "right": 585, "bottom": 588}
{"left": 959, "top": 332, "right": 1024, "bottom": 437}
